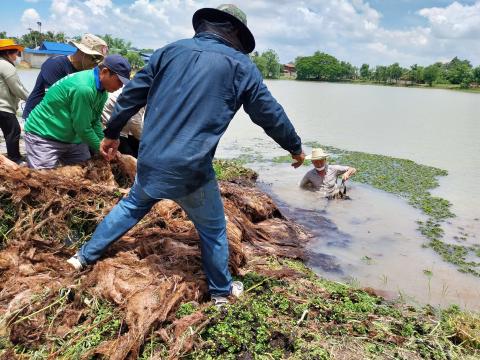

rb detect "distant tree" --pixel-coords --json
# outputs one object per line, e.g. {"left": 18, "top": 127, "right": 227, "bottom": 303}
{"left": 424, "top": 64, "right": 441, "bottom": 86}
{"left": 387, "top": 63, "right": 403, "bottom": 83}
{"left": 407, "top": 64, "right": 424, "bottom": 84}
{"left": 100, "top": 34, "right": 131, "bottom": 55}
{"left": 445, "top": 57, "right": 473, "bottom": 85}
{"left": 339, "top": 61, "right": 356, "bottom": 80}
{"left": 262, "top": 49, "right": 282, "bottom": 79}
{"left": 251, "top": 51, "right": 268, "bottom": 77}
{"left": 359, "top": 63, "right": 370, "bottom": 80}
{"left": 373, "top": 65, "right": 388, "bottom": 83}
{"left": 295, "top": 55, "right": 315, "bottom": 80}
{"left": 313, "top": 51, "right": 342, "bottom": 81}
{"left": 0, "top": 31, "right": 7, "bottom": 39}
{"left": 20, "top": 30, "right": 66, "bottom": 48}
{"left": 473, "top": 66, "right": 480, "bottom": 84}
{"left": 251, "top": 50, "right": 281, "bottom": 79}
{"left": 124, "top": 51, "right": 145, "bottom": 70}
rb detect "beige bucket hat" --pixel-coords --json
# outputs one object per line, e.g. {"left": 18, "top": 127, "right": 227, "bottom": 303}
{"left": 70, "top": 33, "right": 108, "bottom": 57}
{"left": 305, "top": 148, "right": 329, "bottom": 160}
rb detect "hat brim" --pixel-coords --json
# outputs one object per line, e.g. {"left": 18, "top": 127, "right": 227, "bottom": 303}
{"left": 118, "top": 75, "right": 130, "bottom": 85}
{"left": 192, "top": 8, "right": 255, "bottom": 54}
{"left": 69, "top": 41, "right": 104, "bottom": 57}
{"left": 0, "top": 45, "right": 24, "bottom": 52}
{"left": 305, "top": 154, "right": 329, "bottom": 160}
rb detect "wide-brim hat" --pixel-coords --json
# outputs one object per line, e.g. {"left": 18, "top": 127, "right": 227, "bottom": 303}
{"left": 192, "top": 4, "right": 255, "bottom": 53}
{"left": 306, "top": 148, "right": 330, "bottom": 160}
{"left": 0, "top": 39, "right": 24, "bottom": 52}
{"left": 70, "top": 33, "right": 108, "bottom": 58}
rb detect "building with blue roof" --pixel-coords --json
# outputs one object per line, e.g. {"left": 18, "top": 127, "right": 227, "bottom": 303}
{"left": 23, "top": 41, "right": 77, "bottom": 68}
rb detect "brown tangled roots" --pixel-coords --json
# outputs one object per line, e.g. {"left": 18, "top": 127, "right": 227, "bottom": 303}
{"left": 0, "top": 154, "right": 308, "bottom": 359}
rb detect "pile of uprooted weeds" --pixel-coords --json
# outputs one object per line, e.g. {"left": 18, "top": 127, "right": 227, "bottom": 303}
{"left": 0, "top": 154, "right": 308, "bottom": 360}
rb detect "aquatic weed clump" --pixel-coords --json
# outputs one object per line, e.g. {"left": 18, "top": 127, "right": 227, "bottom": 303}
{"left": 182, "top": 258, "right": 480, "bottom": 359}
{"left": 272, "top": 142, "right": 480, "bottom": 276}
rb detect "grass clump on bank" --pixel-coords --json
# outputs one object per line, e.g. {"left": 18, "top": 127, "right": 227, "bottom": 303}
{"left": 213, "top": 159, "right": 257, "bottom": 182}
{"left": 272, "top": 142, "right": 480, "bottom": 276}
{"left": 0, "top": 290, "right": 122, "bottom": 359}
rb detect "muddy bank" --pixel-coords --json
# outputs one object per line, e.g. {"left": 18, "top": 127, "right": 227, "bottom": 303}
{"left": 0, "top": 155, "right": 308, "bottom": 359}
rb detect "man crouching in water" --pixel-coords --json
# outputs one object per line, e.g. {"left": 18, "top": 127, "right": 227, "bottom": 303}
{"left": 300, "top": 148, "right": 356, "bottom": 199}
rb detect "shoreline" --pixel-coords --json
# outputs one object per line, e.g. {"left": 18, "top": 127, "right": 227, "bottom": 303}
{"left": 272, "top": 76, "right": 480, "bottom": 94}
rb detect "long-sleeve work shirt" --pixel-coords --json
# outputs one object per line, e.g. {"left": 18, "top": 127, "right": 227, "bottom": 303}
{"left": 105, "top": 32, "right": 302, "bottom": 199}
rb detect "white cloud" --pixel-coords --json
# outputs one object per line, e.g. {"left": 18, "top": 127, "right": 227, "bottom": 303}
{"left": 21, "top": 8, "right": 41, "bottom": 29}
{"left": 50, "top": 0, "right": 89, "bottom": 33}
{"left": 19, "top": 0, "right": 480, "bottom": 66}
{"left": 84, "top": 0, "right": 112, "bottom": 16}
{"left": 419, "top": 1, "right": 480, "bottom": 39}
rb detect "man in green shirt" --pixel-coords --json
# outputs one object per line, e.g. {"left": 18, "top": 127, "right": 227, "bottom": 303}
{"left": 24, "top": 54, "right": 131, "bottom": 169}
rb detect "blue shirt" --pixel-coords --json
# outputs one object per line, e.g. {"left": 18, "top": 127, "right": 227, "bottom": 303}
{"left": 105, "top": 32, "right": 302, "bottom": 199}
{"left": 23, "top": 55, "right": 77, "bottom": 119}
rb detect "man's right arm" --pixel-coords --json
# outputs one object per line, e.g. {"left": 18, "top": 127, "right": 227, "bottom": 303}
{"left": 242, "top": 65, "right": 303, "bottom": 159}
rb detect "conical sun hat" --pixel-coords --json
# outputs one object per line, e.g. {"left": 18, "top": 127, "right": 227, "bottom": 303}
{"left": 305, "top": 148, "right": 329, "bottom": 160}
{"left": 0, "top": 39, "right": 24, "bottom": 52}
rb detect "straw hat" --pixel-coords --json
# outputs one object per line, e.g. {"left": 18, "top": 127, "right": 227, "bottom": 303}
{"left": 70, "top": 33, "right": 108, "bottom": 57}
{"left": 0, "top": 39, "right": 24, "bottom": 52}
{"left": 305, "top": 148, "right": 329, "bottom": 160}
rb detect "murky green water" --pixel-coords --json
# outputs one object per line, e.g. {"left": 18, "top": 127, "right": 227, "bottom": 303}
{"left": 14, "top": 71, "right": 480, "bottom": 309}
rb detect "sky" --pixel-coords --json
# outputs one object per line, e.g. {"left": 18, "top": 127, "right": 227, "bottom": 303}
{"left": 3, "top": 0, "right": 480, "bottom": 66}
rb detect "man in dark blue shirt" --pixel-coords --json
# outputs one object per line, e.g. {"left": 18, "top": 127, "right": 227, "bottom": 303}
{"left": 23, "top": 34, "right": 108, "bottom": 120}
{"left": 69, "top": 4, "right": 305, "bottom": 306}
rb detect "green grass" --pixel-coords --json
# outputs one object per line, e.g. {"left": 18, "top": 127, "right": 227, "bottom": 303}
{"left": 1, "top": 292, "right": 122, "bottom": 359}
{"left": 0, "top": 195, "right": 16, "bottom": 249}
{"left": 183, "top": 259, "right": 479, "bottom": 359}
{"left": 213, "top": 159, "right": 257, "bottom": 182}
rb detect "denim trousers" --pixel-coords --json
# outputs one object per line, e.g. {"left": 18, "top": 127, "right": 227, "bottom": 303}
{"left": 78, "top": 178, "right": 232, "bottom": 296}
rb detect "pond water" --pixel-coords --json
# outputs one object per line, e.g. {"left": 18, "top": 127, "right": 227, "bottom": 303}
{"left": 216, "top": 80, "right": 480, "bottom": 310}
{"left": 12, "top": 70, "right": 480, "bottom": 309}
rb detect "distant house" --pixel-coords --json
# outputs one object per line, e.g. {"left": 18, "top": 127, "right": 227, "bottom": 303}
{"left": 283, "top": 63, "right": 296, "bottom": 77}
{"left": 23, "top": 41, "right": 77, "bottom": 68}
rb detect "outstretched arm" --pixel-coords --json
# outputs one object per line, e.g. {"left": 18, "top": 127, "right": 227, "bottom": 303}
{"left": 242, "top": 66, "right": 304, "bottom": 166}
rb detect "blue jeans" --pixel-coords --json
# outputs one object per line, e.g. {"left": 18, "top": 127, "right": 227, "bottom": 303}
{"left": 78, "top": 178, "right": 232, "bottom": 296}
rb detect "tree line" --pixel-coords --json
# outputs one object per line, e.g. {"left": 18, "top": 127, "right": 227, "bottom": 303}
{"left": 251, "top": 48, "right": 480, "bottom": 89}
{"left": 0, "top": 30, "right": 148, "bottom": 69}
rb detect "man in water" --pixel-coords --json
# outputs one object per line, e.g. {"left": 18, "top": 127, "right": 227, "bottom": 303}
{"left": 68, "top": 4, "right": 305, "bottom": 306}
{"left": 23, "top": 33, "right": 108, "bottom": 120}
{"left": 300, "top": 148, "right": 356, "bottom": 198}
{"left": 24, "top": 55, "right": 130, "bottom": 169}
